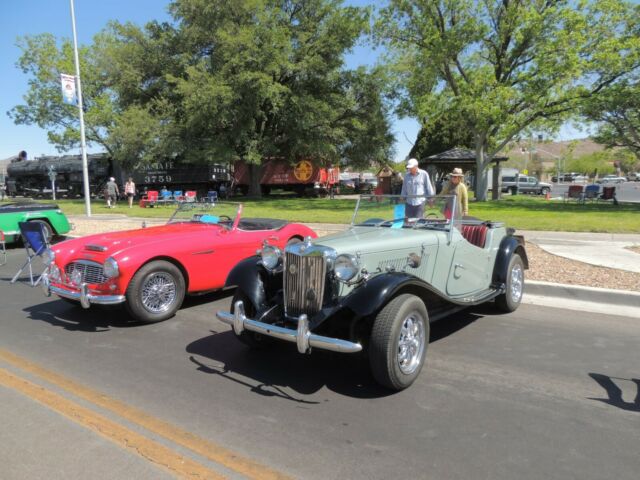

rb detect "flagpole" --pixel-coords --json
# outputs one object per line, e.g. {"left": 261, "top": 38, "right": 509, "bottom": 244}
{"left": 69, "top": 0, "right": 91, "bottom": 216}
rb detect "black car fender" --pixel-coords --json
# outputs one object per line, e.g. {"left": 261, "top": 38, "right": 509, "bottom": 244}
{"left": 224, "top": 256, "right": 267, "bottom": 311}
{"left": 492, "top": 235, "right": 529, "bottom": 285}
{"left": 340, "top": 272, "right": 441, "bottom": 318}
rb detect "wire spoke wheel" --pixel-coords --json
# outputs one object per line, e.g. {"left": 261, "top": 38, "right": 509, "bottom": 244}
{"left": 141, "top": 272, "right": 177, "bottom": 313}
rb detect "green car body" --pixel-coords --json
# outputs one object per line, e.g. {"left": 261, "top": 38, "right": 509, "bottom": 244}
{"left": 0, "top": 201, "right": 72, "bottom": 243}
{"left": 217, "top": 195, "right": 528, "bottom": 391}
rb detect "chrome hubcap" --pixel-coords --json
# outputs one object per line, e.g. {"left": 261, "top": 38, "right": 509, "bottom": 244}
{"left": 397, "top": 313, "right": 425, "bottom": 375}
{"left": 141, "top": 272, "right": 177, "bottom": 313}
{"left": 510, "top": 264, "right": 524, "bottom": 303}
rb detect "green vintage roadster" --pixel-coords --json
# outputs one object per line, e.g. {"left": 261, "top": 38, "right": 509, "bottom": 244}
{"left": 216, "top": 194, "right": 528, "bottom": 391}
{"left": 0, "top": 201, "right": 72, "bottom": 243}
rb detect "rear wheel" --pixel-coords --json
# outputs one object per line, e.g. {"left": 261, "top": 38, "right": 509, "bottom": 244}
{"left": 230, "top": 290, "right": 274, "bottom": 349}
{"left": 369, "top": 294, "right": 429, "bottom": 391}
{"left": 540, "top": 187, "right": 550, "bottom": 196}
{"left": 495, "top": 253, "right": 524, "bottom": 312}
{"left": 125, "top": 260, "right": 185, "bottom": 323}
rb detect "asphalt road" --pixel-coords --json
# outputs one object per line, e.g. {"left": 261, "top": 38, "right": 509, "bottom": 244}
{"left": 1, "top": 249, "right": 638, "bottom": 480}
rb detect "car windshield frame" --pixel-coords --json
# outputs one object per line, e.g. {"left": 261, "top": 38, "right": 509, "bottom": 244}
{"left": 351, "top": 194, "right": 459, "bottom": 242}
{"left": 167, "top": 201, "right": 242, "bottom": 229}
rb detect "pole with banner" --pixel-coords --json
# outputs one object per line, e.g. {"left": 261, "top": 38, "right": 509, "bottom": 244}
{"left": 69, "top": 0, "right": 91, "bottom": 216}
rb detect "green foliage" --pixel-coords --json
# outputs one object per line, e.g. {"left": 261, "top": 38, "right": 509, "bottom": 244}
{"left": 409, "top": 110, "right": 475, "bottom": 160}
{"left": 376, "top": 0, "right": 640, "bottom": 201}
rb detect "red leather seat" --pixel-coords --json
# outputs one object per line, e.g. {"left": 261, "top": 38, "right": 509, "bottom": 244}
{"left": 461, "top": 224, "right": 488, "bottom": 248}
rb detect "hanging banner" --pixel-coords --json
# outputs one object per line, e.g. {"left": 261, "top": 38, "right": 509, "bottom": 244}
{"left": 60, "top": 73, "right": 77, "bottom": 105}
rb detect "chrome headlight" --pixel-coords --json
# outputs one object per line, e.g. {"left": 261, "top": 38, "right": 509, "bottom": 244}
{"left": 42, "top": 248, "right": 55, "bottom": 265}
{"left": 334, "top": 254, "right": 360, "bottom": 282}
{"left": 70, "top": 268, "right": 83, "bottom": 286}
{"left": 261, "top": 245, "right": 282, "bottom": 270}
{"left": 103, "top": 257, "right": 120, "bottom": 278}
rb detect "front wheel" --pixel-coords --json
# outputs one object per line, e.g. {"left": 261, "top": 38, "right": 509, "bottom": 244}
{"left": 369, "top": 294, "right": 429, "bottom": 391}
{"left": 495, "top": 253, "right": 524, "bottom": 312}
{"left": 125, "top": 260, "right": 185, "bottom": 323}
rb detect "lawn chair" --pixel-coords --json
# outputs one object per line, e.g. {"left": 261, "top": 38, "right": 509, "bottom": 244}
{"left": 564, "top": 185, "right": 584, "bottom": 203}
{"left": 159, "top": 189, "right": 173, "bottom": 205}
{"left": 173, "top": 190, "right": 184, "bottom": 202}
{"left": 205, "top": 190, "right": 218, "bottom": 203}
{"left": 598, "top": 186, "right": 617, "bottom": 203}
{"left": 11, "top": 221, "right": 51, "bottom": 286}
{"left": 583, "top": 184, "right": 600, "bottom": 202}
{"left": 184, "top": 190, "right": 197, "bottom": 202}
{"left": 139, "top": 190, "right": 159, "bottom": 208}
{"left": 0, "top": 230, "right": 6, "bottom": 266}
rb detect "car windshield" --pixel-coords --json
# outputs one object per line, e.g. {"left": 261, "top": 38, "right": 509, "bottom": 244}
{"left": 167, "top": 201, "right": 241, "bottom": 228}
{"left": 351, "top": 195, "right": 459, "bottom": 229}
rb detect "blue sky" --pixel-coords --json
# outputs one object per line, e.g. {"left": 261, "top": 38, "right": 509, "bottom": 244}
{"left": 0, "top": 1, "right": 584, "bottom": 163}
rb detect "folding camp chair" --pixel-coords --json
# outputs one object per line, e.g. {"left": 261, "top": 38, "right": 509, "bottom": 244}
{"left": 184, "top": 191, "right": 197, "bottom": 202}
{"left": 205, "top": 190, "right": 218, "bottom": 203}
{"left": 0, "top": 230, "right": 6, "bottom": 266}
{"left": 11, "top": 221, "right": 51, "bottom": 286}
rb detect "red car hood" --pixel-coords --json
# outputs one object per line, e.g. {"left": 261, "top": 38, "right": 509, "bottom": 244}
{"left": 54, "top": 223, "right": 224, "bottom": 259}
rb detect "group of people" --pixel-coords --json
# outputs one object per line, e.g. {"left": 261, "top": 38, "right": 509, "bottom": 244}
{"left": 401, "top": 158, "right": 469, "bottom": 218}
{"left": 105, "top": 177, "right": 136, "bottom": 209}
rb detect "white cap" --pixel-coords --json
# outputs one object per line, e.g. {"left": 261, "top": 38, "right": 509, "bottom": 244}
{"left": 406, "top": 158, "right": 419, "bottom": 169}
{"left": 109, "top": 177, "right": 115, "bottom": 181}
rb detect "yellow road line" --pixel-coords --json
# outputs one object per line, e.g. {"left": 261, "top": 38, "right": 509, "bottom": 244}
{"left": 0, "top": 349, "right": 290, "bottom": 480}
{"left": 0, "top": 368, "right": 224, "bottom": 480}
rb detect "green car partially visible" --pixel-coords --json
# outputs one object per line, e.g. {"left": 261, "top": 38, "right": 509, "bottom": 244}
{"left": 0, "top": 201, "right": 72, "bottom": 243}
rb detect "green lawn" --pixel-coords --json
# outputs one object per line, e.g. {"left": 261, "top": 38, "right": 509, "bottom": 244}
{"left": 52, "top": 195, "right": 640, "bottom": 233}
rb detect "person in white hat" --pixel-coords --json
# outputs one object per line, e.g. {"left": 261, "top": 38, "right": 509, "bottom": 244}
{"left": 401, "top": 158, "right": 434, "bottom": 218}
{"left": 105, "top": 177, "right": 119, "bottom": 208}
{"left": 440, "top": 167, "right": 469, "bottom": 216}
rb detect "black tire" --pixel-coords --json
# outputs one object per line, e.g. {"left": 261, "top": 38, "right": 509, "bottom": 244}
{"left": 124, "top": 260, "right": 185, "bottom": 323}
{"left": 369, "top": 294, "right": 429, "bottom": 391}
{"left": 29, "top": 219, "right": 53, "bottom": 244}
{"left": 495, "top": 253, "right": 525, "bottom": 313}
{"left": 540, "top": 187, "right": 550, "bottom": 196}
{"left": 230, "top": 290, "right": 274, "bottom": 349}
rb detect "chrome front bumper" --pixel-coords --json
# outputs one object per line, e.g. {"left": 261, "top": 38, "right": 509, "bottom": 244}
{"left": 216, "top": 300, "right": 362, "bottom": 354}
{"left": 42, "top": 274, "right": 125, "bottom": 309}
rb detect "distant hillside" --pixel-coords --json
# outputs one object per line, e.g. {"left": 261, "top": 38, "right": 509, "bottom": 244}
{"left": 503, "top": 138, "right": 606, "bottom": 162}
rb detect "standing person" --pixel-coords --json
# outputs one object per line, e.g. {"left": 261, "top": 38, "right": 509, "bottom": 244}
{"left": 106, "top": 177, "right": 119, "bottom": 208}
{"left": 218, "top": 183, "right": 227, "bottom": 200}
{"left": 440, "top": 168, "right": 469, "bottom": 216}
{"left": 124, "top": 177, "right": 136, "bottom": 208}
{"left": 401, "top": 158, "right": 434, "bottom": 218}
{"left": 0, "top": 183, "right": 6, "bottom": 201}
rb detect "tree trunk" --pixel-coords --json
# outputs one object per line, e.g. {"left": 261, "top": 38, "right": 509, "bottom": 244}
{"left": 474, "top": 134, "right": 489, "bottom": 202}
{"left": 248, "top": 163, "right": 262, "bottom": 198}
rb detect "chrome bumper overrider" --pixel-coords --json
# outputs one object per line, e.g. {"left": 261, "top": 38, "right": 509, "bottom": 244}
{"left": 216, "top": 300, "right": 362, "bottom": 354}
{"left": 41, "top": 274, "right": 125, "bottom": 309}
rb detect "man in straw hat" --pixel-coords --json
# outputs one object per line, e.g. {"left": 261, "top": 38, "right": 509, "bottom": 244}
{"left": 401, "top": 158, "right": 434, "bottom": 218}
{"left": 439, "top": 167, "right": 469, "bottom": 216}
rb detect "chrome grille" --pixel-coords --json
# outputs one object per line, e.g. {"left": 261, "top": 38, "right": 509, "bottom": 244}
{"left": 284, "top": 251, "right": 327, "bottom": 316}
{"left": 65, "top": 260, "right": 107, "bottom": 284}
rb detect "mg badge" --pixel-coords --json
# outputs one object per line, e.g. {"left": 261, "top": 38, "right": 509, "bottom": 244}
{"left": 288, "top": 264, "right": 298, "bottom": 275}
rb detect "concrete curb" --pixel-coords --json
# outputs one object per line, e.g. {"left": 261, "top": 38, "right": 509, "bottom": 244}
{"left": 524, "top": 280, "right": 640, "bottom": 317}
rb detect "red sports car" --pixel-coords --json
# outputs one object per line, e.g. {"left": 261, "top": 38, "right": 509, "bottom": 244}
{"left": 41, "top": 202, "right": 316, "bottom": 322}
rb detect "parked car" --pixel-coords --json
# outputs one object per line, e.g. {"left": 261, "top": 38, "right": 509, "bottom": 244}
{"left": 551, "top": 172, "right": 581, "bottom": 183}
{"left": 597, "top": 175, "right": 626, "bottom": 185}
{"left": 0, "top": 200, "right": 72, "bottom": 243}
{"left": 216, "top": 195, "right": 528, "bottom": 391}
{"left": 626, "top": 172, "right": 640, "bottom": 182}
{"left": 41, "top": 202, "right": 317, "bottom": 323}
{"left": 501, "top": 175, "right": 552, "bottom": 195}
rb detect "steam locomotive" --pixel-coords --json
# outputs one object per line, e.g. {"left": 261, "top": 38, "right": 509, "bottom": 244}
{"left": 5, "top": 153, "right": 230, "bottom": 199}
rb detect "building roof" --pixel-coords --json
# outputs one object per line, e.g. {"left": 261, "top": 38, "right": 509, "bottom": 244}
{"left": 424, "top": 148, "right": 508, "bottom": 163}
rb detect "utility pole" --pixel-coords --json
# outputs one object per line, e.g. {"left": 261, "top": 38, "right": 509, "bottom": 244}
{"left": 69, "top": 0, "right": 91, "bottom": 216}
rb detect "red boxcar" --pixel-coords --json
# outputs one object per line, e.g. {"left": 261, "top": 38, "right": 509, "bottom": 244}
{"left": 233, "top": 159, "right": 339, "bottom": 196}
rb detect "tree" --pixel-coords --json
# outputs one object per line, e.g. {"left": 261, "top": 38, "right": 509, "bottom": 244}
{"left": 377, "top": 0, "right": 640, "bottom": 200}
{"left": 101, "top": 0, "right": 393, "bottom": 195}
{"left": 408, "top": 110, "right": 474, "bottom": 160}
{"left": 583, "top": 81, "right": 640, "bottom": 161}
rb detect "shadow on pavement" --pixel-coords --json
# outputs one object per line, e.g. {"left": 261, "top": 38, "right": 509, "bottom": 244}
{"left": 588, "top": 373, "right": 640, "bottom": 412}
{"left": 22, "top": 300, "right": 139, "bottom": 332}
